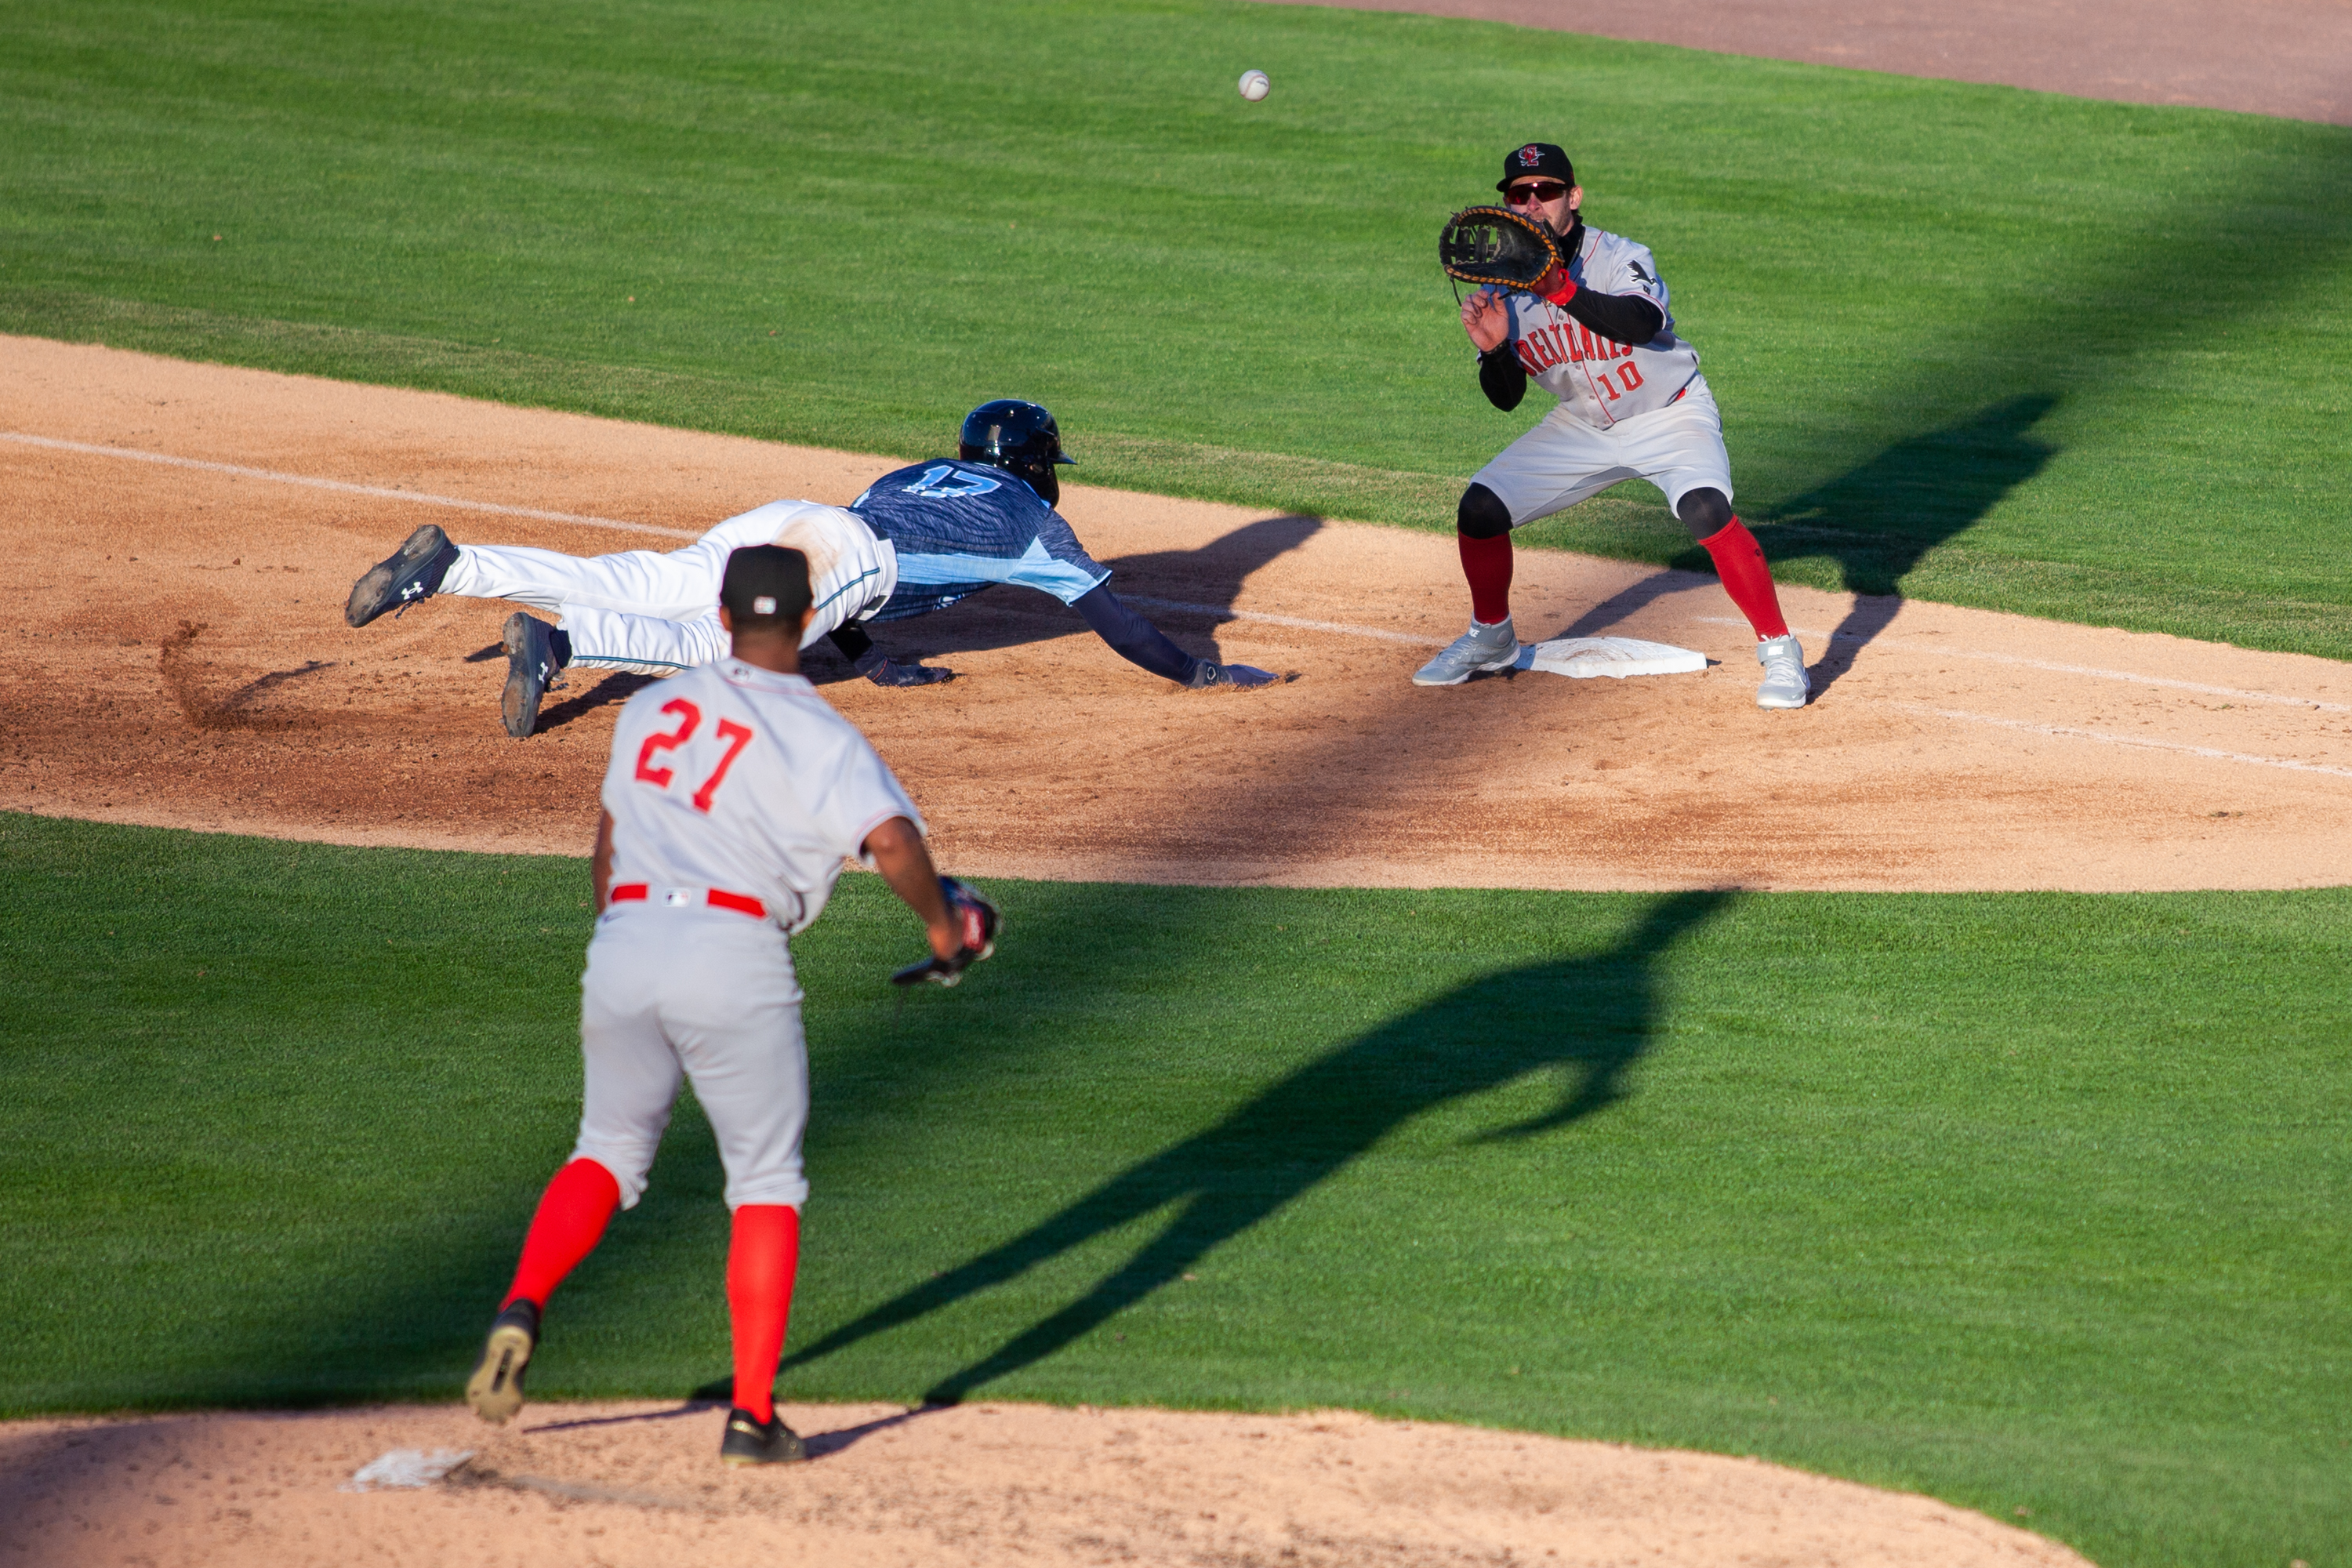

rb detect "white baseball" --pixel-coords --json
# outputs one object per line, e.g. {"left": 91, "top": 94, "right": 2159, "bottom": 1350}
{"left": 1238, "top": 69, "right": 1270, "bottom": 102}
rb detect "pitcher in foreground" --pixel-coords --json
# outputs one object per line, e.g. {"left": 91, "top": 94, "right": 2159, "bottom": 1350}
{"left": 462, "top": 544, "right": 997, "bottom": 1465}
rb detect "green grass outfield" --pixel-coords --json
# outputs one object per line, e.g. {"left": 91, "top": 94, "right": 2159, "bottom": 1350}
{"left": 2, "top": 812, "right": 2346, "bottom": 1567}
{"left": 3, "top": 0, "right": 2350, "bottom": 657}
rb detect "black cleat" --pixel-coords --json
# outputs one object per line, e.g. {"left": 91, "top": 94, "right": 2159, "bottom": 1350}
{"left": 346, "top": 525, "right": 460, "bottom": 627}
{"left": 500, "top": 612, "right": 567, "bottom": 738}
{"left": 464, "top": 1298, "right": 539, "bottom": 1425}
{"left": 719, "top": 1406, "right": 807, "bottom": 1466}
{"left": 862, "top": 656, "right": 954, "bottom": 688}
{"left": 1187, "top": 660, "right": 1278, "bottom": 690}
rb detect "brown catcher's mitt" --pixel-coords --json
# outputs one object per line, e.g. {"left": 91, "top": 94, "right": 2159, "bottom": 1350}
{"left": 1438, "top": 205, "right": 1563, "bottom": 292}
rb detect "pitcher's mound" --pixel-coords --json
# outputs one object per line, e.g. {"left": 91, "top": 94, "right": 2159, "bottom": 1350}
{"left": 2, "top": 1399, "right": 2087, "bottom": 1567}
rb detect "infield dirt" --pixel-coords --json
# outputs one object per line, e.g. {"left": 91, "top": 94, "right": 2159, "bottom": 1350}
{"left": 1, "top": 1399, "right": 2093, "bottom": 1568}
{"left": 12, "top": 7, "right": 2350, "bottom": 1562}
{"left": 5, "top": 336, "right": 2350, "bottom": 893}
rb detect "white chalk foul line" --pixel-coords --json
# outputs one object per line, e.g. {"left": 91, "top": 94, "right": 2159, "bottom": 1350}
{"left": 1901, "top": 704, "right": 2352, "bottom": 780}
{"left": 0, "top": 431, "right": 700, "bottom": 540}
{"left": 1697, "top": 617, "right": 2350, "bottom": 713}
{"left": 7, "top": 431, "right": 1454, "bottom": 651}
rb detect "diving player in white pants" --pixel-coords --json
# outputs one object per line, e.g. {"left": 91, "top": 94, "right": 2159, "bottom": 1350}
{"left": 346, "top": 499, "right": 895, "bottom": 737}
{"left": 440, "top": 500, "right": 892, "bottom": 674}
{"left": 344, "top": 401, "right": 1276, "bottom": 737}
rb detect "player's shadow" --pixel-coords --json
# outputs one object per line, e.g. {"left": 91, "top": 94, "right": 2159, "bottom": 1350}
{"left": 808, "top": 514, "right": 1320, "bottom": 680}
{"left": 1735, "top": 394, "right": 2060, "bottom": 695}
{"left": 533, "top": 670, "right": 659, "bottom": 732}
{"left": 1523, "top": 397, "right": 2054, "bottom": 676}
{"left": 1545, "top": 564, "right": 1720, "bottom": 645}
{"left": 779, "top": 890, "right": 1728, "bottom": 1404}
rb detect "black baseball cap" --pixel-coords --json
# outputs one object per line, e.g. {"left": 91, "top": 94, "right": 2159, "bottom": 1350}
{"left": 1497, "top": 142, "right": 1574, "bottom": 192}
{"left": 720, "top": 545, "right": 812, "bottom": 625}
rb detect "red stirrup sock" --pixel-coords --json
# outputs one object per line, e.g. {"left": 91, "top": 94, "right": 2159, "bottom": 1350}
{"left": 1458, "top": 531, "right": 1515, "bottom": 626}
{"left": 503, "top": 1158, "right": 621, "bottom": 1310}
{"left": 1697, "top": 517, "right": 1790, "bottom": 641}
{"left": 728, "top": 1204, "right": 802, "bottom": 1424}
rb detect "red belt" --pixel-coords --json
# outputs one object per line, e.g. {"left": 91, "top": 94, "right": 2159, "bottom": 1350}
{"left": 608, "top": 884, "right": 768, "bottom": 919}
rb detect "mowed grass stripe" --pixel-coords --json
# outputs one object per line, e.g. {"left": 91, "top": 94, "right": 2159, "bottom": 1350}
{"left": 1, "top": 1, "right": 2348, "bottom": 656}
{"left": 1, "top": 813, "right": 2344, "bottom": 1568}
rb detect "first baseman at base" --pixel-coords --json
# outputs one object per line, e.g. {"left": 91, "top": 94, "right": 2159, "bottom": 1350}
{"left": 1424, "top": 141, "right": 1810, "bottom": 710}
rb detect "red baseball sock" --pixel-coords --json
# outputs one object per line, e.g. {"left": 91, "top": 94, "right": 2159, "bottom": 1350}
{"left": 503, "top": 1158, "right": 621, "bottom": 1310}
{"left": 727, "top": 1204, "right": 802, "bottom": 1423}
{"left": 1459, "top": 532, "right": 1514, "bottom": 626}
{"left": 1697, "top": 517, "right": 1790, "bottom": 641}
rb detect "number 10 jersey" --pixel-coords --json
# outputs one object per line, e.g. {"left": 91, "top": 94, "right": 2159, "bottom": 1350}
{"left": 1497, "top": 224, "right": 1702, "bottom": 430}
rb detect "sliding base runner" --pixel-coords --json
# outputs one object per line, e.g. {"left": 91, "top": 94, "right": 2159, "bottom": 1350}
{"left": 341, "top": 401, "right": 1279, "bottom": 738}
{"left": 461, "top": 543, "right": 994, "bottom": 1466}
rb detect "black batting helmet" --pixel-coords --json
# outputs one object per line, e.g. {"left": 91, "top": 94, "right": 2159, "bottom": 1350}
{"left": 958, "top": 398, "right": 1076, "bottom": 506}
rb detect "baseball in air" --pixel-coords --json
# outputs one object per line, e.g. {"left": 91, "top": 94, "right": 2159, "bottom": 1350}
{"left": 1238, "top": 69, "right": 1270, "bottom": 102}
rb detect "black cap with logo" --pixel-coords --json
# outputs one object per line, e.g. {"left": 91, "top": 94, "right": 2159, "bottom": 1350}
{"left": 1497, "top": 142, "right": 1574, "bottom": 193}
{"left": 720, "top": 544, "right": 813, "bottom": 627}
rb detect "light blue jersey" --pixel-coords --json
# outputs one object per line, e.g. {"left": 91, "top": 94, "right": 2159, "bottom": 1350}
{"left": 850, "top": 460, "right": 1110, "bottom": 622}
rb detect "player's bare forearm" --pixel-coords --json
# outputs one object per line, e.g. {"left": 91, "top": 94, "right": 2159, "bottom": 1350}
{"left": 591, "top": 810, "right": 615, "bottom": 912}
{"left": 864, "top": 815, "right": 960, "bottom": 958}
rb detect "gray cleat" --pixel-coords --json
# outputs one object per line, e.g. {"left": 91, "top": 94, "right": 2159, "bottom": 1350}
{"left": 1411, "top": 617, "right": 1519, "bottom": 687}
{"left": 501, "top": 612, "right": 567, "bottom": 738}
{"left": 1755, "top": 633, "right": 1810, "bottom": 709}
{"left": 346, "top": 524, "right": 460, "bottom": 627}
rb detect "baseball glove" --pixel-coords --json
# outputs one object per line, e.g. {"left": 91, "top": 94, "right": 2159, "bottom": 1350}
{"left": 1439, "top": 205, "right": 1563, "bottom": 292}
{"left": 891, "top": 876, "right": 1001, "bottom": 988}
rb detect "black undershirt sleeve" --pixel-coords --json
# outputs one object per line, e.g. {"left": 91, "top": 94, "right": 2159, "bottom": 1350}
{"left": 1477, "top": 345, "right": 1526, "bottom": 412}
{"left": 1559, "top": 287, "right": 1665, "bottom": 347}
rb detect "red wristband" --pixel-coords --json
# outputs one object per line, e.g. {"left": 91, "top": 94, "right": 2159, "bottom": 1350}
{"left": 1543, "top": 275, "right": 1578, "bottom": 306}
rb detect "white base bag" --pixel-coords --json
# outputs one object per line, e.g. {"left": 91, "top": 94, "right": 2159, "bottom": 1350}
{"left": 1515, "top": 636, "right": 1708, "bottom": 679}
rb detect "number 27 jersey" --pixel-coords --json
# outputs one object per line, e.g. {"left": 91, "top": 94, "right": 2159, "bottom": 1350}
{"left": 600, "top": 659, "right": 921, "bottom": 934}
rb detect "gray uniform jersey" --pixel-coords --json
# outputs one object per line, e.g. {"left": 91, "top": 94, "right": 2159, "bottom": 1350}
{"left": 1500, "top": 225, "right": 1702, "bottom": 429}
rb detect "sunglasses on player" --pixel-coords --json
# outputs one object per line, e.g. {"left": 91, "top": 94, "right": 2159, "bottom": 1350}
{"left": 1504, "top": 180, "right": 1570, "bottom": 206}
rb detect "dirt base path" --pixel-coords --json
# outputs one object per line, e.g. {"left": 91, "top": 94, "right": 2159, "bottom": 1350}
{"left": 1, "top": 1399, "right": 2089, "bottom": 1568}
{"left": 6, "top": 337, "right": 2350, "bottom": 891}
{"left": 1261, "top": 0, "right": 2352, "bottom": 125}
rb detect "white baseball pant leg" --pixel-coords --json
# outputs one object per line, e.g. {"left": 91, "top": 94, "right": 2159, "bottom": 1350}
{"left": 1473, "top": 376, "right": 1735, "bottom": 525}
{"left": 438, "top": 502, "right": 895, "bottom": 672}
{"left": 572, "top": 909, "right": 811, "bottom": 1211}
{"left": 557, "top": 608, "right": 731, "bottom": 677}
{"left": 439, "top": 510, "right": 783, "bottom": 622}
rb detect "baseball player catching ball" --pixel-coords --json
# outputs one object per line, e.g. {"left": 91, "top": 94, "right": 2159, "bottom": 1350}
{"left": 345, "top": 401, "right": 1276, "bottom": 736}
{"left": 1422, "top": 143, "right": 1809, "bottom": 709}
{"left": 463, "top": 543, "right": 998, "bottom": 1465}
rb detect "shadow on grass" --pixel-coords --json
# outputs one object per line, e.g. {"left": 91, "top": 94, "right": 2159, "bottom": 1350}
{"left": 780, "top": 891, "right": 1728, "bottom": 1403}
{"left": 1572, "top": 128, "right": 2350, "bottom": 676}
{"left": 1755, "top": 393, "right": 2060, "bottom": 693}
